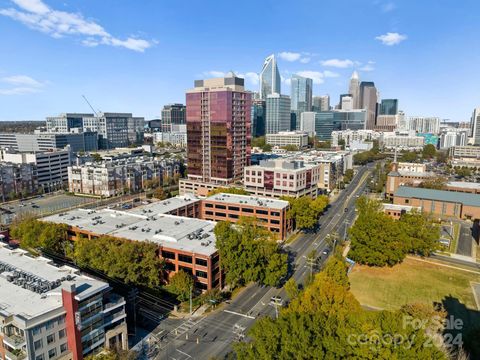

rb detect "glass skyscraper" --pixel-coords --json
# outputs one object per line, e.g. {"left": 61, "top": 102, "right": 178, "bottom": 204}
{"left": 260, "top": 54, "right": 281, "bottom": 99}
{"left": 251, "top": 99, "right": 266, "bottom": 137}
{"left": 379, "top": 99, "right": 398, "bottom": 115}
{"left": 291, "top": 74, "right": 313, "bottom": 130}
{"left": 266, "top": 94, "right": 291, "bottom": 134}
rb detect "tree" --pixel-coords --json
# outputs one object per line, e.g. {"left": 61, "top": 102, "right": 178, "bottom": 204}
{"left": 284, "top": 278, "right": 300, "bottom": 300}
{"left": 207, "top": 187, "right": 250, "bottom": 196}
{"left": 283, "top": 195, "right": 329, "bottom": 231}
{"left": 422, "top": 144, "right": 437, "bottom": 159}
{"left": 153, "top": 187, "right": 167, "bottom": 200}
{"left": 282, "top": 144, "right": 299, "bottom": 151}
{"left": 91, "top": 153, "right": 103, "bottom": 162}
{"left": 343, "top": 169, "right": 354, "bottom": 184}
{"left": 435, "top": 151, "right": 448, "bottom": 164}
{"left": 400, "top": 211, "right": 440, "bottom": 256}
{"left": 418, "top": 176, "right": 447, "bottom": 190}
{"left": 455, "top": 167, "right": 472, "bottom": 178}
{"left": 214, "top": 218, "right": 287, "bottom": 287}
{"left": 168, "top": 270, "right": 194, "bottom": 302}
{"left": 400, "top": 151, "right": 418, "bottom": 162}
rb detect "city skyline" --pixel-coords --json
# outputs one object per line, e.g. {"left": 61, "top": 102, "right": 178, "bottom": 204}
{"left": 0, "top": 0, "right": 479, "bottom": 121}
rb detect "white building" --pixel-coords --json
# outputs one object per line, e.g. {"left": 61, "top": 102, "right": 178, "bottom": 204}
{"left": 439, "top": 129, "right": 468, "bottom": 149}
{"left": 341, "top": 95, "right": 353, "bottom": 111}
{"left": 266, "top": 131, "right": 309, "bottom": 149}
{"left": 265, "top": 94, "right": 291, "bottom": 134}
{"left": 154, "top": 131, "right": 187, "bottom": 147}
{"left": 299, "top": 112, "right": 316, "bottom": 137}
{"left": 331, "top": 129, "right": 382, "bottom": 147}
{"left": 470, "top": 107, "right": 480, "bottom": 145}
{"left": 380, "top": 131, "right": 425, "bottom": 150}
{"left": 408, "top": 116, "right": 440, "bottom": 134}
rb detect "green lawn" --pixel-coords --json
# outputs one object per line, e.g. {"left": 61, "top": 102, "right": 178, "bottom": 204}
{"left": 349, "top": 257, "right": 479, "bottom": 310}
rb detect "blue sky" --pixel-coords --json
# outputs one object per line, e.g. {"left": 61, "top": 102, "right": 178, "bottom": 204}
{"left": 0, "top": 0, "right": 478, "bottom": 121}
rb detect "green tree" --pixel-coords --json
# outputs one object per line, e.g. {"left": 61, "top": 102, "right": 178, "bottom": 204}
{"left": 422, "top": 144, "right": 437, "bottom": 159}
{"left": 455, "top": 167, "right": 472, "bottom": 178}
{"left": 284, "top": 278, "right": 300, "bottom": 300}
{"left": 153, "top": 187, "right": 167, "bottom": 200}
{"left": 400, "top": 151, "right": 418, "bottom": 162}
{"left": 282, "top": 144, "right": 299, "bottom": 151}
{"left": 207, "top": 187, "right": 250, "bottom": 196}
{"left": 284, "top": 195, "right": 329, "bottom": 230}
{"left": 399, "top": 211, "right": 440, "bottom": 256}
{"left": 435, "top": 151, "right": 448, "bottom": 164}
{"left": 91, "top": 153, "right": 103, "bottom": 162}
{"left": 168, "top": 270, "right": 194, "bottom": 302}
{"left": 343, "top": 169, "right": 354, "bottom": 184}
{"left": 418, "top": 176, "right": 447, "bottom": 190}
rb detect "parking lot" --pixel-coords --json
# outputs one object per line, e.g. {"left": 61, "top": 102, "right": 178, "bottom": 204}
{"left": 0, "top": 194, "right": 98, "bottom": 225}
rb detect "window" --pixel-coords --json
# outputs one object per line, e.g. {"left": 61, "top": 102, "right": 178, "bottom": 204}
{"left": 205, "top": 210, "right": 214, "bottom": 215}
{"left": 58, "top": 329, "right": 66, "bottom": 339}
{"left": 404, "top": 199, "right": 409, "bottom": 204}
{"left": 165, "top": 262, "right": 176, "bottom": 271}
{"left": 205, "top": 203, "right": 213, "bottom": 208}
{"left": 36, "top": 355, "right": 44, "bottom": 360}
{"left": 60, "top": 343, "right": 68, "bottom": 353}
{"left": 256, "top": 209, "right": 268, "bottom": 215}
{"left": 243, "top": 208, "right": 253, "bottom": 213}
{"left": 270, "top": 220, "right": 280, "bottom": 225}
{"left": 47, "top": 334, "right": 55, "bottom": 345}
{"left": 178, "top": 254, "right": 193, "bottom": 264}
{"left": 215, "top": 212, "right": 226, "bottom": 217}
{"left": 57, "top": 317, "right": 65, "bottom": 325}
{"left": 271, "top": 212, "right": 280, "bottom": 217}
{"left": 161, "top": 251, "right": 175, "bottom": 260}
{"left": 196, "top": 270, "right": 208, "bottom": 278}
{"left": 228, "top": 214, "right": 239, "bottom": 219}
{"left": 32, "top": 326, "right": 41, "bottom": 336}
{"left": 228, "top": 206, "right": 239, "bottom": 211}
{"left": 215, "top": 204, "right": 226, "bottom": 210}
{"left": 34, "top": 339, "right": 43, "bottom": 350}
{"left": 48, "top": 348, "right": 57, "bottom": 359}
{"left": 195, "top": 258, "right": 208, "bottom": 267}
{"left": 46, "top": 320, "right": 54, "bottom": 330}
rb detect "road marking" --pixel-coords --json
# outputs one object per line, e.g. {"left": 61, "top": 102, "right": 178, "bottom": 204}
{"left": 176, "top": 349, "right": 192, "bottom": 358}
{"left": 223, "top": 309, "right": 256, "bottom": 319}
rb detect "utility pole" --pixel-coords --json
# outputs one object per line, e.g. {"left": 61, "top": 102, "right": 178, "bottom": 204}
{"left": 269, "top": 297, "right": 283, "bottom": 319}
{"left": 306, "top": 249, "right": 317, "bottom": 277}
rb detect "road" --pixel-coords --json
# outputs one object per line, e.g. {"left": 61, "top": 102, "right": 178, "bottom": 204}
{"left": 151, "top": 164, "right": 374, "bottom": 360}
{"left": 457, "top": 222, "right": 474, "bottom": 257}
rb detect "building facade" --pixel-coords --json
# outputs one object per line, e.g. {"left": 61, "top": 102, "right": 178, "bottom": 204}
{"left": 266, "top": 131, "right": 309, "bottom": 149}
{"left": 312, "top": 95, "right": 330, "bottom": 112}
{"left": 0, "top": 133, "right": 98, "bottom": 153}
{"left": 259, "top": 54, "right": 281, "bottom": 100}
{"left": 300, "top": 112, "right": 316, "bottom": 137}
{"left": 348, "top": 72, "right": 360, "bottom": 109}
{"left": 291, "top": 75, "right": 312, "bottom": 129}
{"left": 161, "top": 104, "right": 186, "bottom": 133}
{"left": 379, "top": 99, "right": 398, "bottom": 115}
{"left": 380, "top": 131, "right": 425, "bottom": 150}
{"left": 251, "top": 99, "right": 266, "bottom": 137}
{"left": 185, "top": 73, "right": 252, "bottom": 185}
{"left": 46, "top": 113, "right": 94, "bottom": 133}
{"left": 359, "top": 81, "right": 378, "bottom": 130}
{"left": 408, "top": 117, "right": 441, "bottom": 135}
{"left": 470, "top": 107, "right": 480, "bottom": 145}
{"left": 265, "top": 94, "right": 291, "bottom": 134}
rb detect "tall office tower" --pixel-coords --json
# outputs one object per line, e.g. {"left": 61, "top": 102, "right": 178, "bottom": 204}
{"left": 186, "top": 73, "right": 251, "bottom": 184}
{"left": 348, "top": 71, "right": 360, "bottom": 108}
{"left": 161, "top": 103, "right": 186, "bottom": 132}
{"left": 266, "top": 94, "right": 291, "bottom": 134}
{"left": 259, "top": 54, "right": 281, "bottom": 99}
{"left": 300, "top": 112, "right": 316, "bottom": 137}
{"left": 46, "top": 113, "right": 93, "bottom": 132}
{"left": 359, "top": 81, "right": 378, "bottom": 130}
{"left": 251, "top": 99, "right": 266, "bottom": 137}
{"left": 380, "top": 99, "right": 399, "bottom": 115}
{"left": 291, "top": 74, "right": 312, "bottom": 130}
{"left": 340, "top": 94, "right": 353, "bottom": 111}
{"left": 313, "top": 95, "right": 330, "bottom": 112}
{"left": 470, "top": 107, "right": 480, "bottom": 145}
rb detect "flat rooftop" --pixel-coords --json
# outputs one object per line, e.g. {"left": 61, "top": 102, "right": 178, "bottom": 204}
{"left": 43, "top": 207, "right": 217, "bottom": 256}
{"left": 206, "top": 193, "right": 289, "bottom": 210}
{"left": 129, "top": 194, "right": 199, "bottom": 216}
{"left": 447, "top": 182, "right": 480, "bottom": 190}
{"left": 394, "top": 186, "right": 480, "bottom": 207}
{"left": 382, "top": 203, "right": 420, "bottom": 211}
{"left": 0, "top": 245, "right": 107, "bottom": 321}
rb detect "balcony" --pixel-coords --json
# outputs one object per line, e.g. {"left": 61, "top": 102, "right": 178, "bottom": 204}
{"left": 5, "top": 349, "right": 27, "bottom": 360}
{"left": 2, "top": 334, "right": 25, "bottom": 349}
{"left": 103, "top": 294, "right": 126, "bottom": 314}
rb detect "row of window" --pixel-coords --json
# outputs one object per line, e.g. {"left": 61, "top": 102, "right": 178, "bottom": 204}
{"left": 35, "top": 343, "right": 68, "bottom": 360}
{"left": 161, "top": 251, "right": 208, "bottom": 266}
{"left": 34, "top": 329, "right": 66, "bottom": 350}
{"left": 32, "top": 316, "right": 65, "bottom": 336}
{"left": 204, "top": 203, "right": 280, "bottom": 216}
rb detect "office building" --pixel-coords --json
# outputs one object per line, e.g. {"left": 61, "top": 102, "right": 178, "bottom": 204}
{"left": 185, "top": 73, "right": 251, "bottom": 185}
{"left": 1, "top": 147, "right": 71, "bottom": 192}
{"left": 314, "top": 112, "right": 335, "bottom": 141}
{"left": 266, "top": 94, "right": 291, "bottom": 134}
{"left": 291, "top": 75, "right": 313, "bottom": 129}
{"left": 340, "top": 95, "right": 354, "bottom": 111}
{"left": 0, "top": 132, "right": 98, "bottom": 153}
{"left": 449, "top": 146, "right": 480, "bottom": 159}
{"left": 0, "top": 244, "right": 127, "bottom": 360}
{"left": 331, "top": 129, "right": 382, "bottom": 147}
{"left": 393, "top": 186, "right": 480, "bottom": 220}
{"left": 375, "top": 115, "right": 398, "bottom": 132}
{"left": 69, "top": 157, "right": 181, "bottom": 197}
{"left": 470, "top": 107, "right": 480, "bottom": 145}
{"left": 379, "top": 99, "right": 398, "bottom": 115}
{"left": 380, "top": 131, "right": 424, "bottom": 150}
{"left": 161, "top": 104, "right": 186, "bottom": 133}
{"left": 259, "top": 54, "right": 281, "bottom": 100}
{"left": 46, "top": 113, "right": 94, "bottom": 133}
{"left": 359, "top": 81, "right": 378, "bottom": 130}
{"left": 408, "top": 116, "right": 440, "bottom": 134}
{"left": 44, "top": 206, "right": 221, "bottom": 290}
{"left": 266, "top": 131, "right": 309, "bottom": 149}
{"left": 300, "top": 112, "right": 316, "bottom": 137}
{"left": 154, "top": 128, "right": 187, "bottom": 148}
{"left": 244, "top": 159, "right": 321, "bottom": 198}
{"left": 251, "top": 99, "right": 266, "bottom": 137}
{"left": 348, "top": 71, "right": 360, "bottom": 109}
{"left": 127, "top": 117, "right": 145, "bottom": 145}
{"left": 312, "top": 95, "right": 330, "bottom": 112}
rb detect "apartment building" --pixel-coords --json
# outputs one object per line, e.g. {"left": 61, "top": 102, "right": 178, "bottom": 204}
{"left": 1, "top": 147, "right": 71, "bottom": 192}
{"left": 68, "top": 157, "right": 180, "bottom": 197}
{"left": 0, "top": 132, "right": 97, "bottom": 153}
{"left": 379, "top": 131, "right": 424, "bottom": 150}
{"left": 393, "top": 186, "right": 480, "bottom": 220}
{"left": 244, "top": 159, "right": 321, "bottom": 198}
{"left": 43, "top": 208, "right": 221, "bottom": 291}
{"left": 200, "top": 193, "right": 291, "bottom": 240}
{"left": 0, "top": 162, "right": 37, "bottom": 201}
{"left": 0, "top": 245, "right": 127, "bottom": 360}
{"left": 449, "top": 146, "right": 480, "bottom": 159}
{"left": 266, "top": 131, "right": 309, "bottom": 149}
{"left": 331, "top": 130, "right": 381, "bottom": 148}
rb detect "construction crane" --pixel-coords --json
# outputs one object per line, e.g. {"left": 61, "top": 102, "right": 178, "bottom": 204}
{"left": 81, "top": 95, "right": 99, "bottom": 117}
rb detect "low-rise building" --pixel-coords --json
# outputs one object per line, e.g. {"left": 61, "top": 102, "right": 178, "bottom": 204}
{"left": 386, "top": 163, "right": 435, "bottom": 199}
{"left": 380, "top": 131, "right": 425, "bottom": 150}
{"left": 449, "top": 146, "right": 480, "bottom": 159}
{"left": 445, "top": 182, "right": 480, "bottom": 194}
{"left": 393, "top": 186, "right": 480, "bottom": 220}
{"left": 244, "top": 159, "right": 320, "bottom": 198}
{"left": 200, "top": 193, "right": 291, "bottom": 240}
{"left": 0, "top": 162, "right": 38, "bottom": 200}
{"left": 154, "top": 129, "right": 187, "bottom": 148}
{"left": 0, "top": 244, "right": 128, "bottom": 360}
{"left": 331, "top": 130, "right": 381, "bottom": 148}
{"left": 382, "top": 203, "right": 420, "bottom": 220}
{"left": 266, "top": 131, "right": 309, "bottom": 149}
{"left": 0, "top": 132, "right": 98, "bottom": 153}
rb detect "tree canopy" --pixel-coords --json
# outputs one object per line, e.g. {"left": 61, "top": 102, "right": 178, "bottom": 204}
{"left": 234, "top": 256, "right": 446, "bottom": 359}
{"left": 207, "top": 187, "right": 250, "bottom": 196}
{"left": 282, "top": 195, "right": 329, "bottom": 230}
{"left": 348, "top": 197, "right": 439, "bottom": 267}
{"left": 168, "top": 270, "right": 194, "bottom": 301}
{"left": 214, "top": 218, "right": 287, "bottom": 287}
{"left": 422, "top": 144, "right": 437, "bottom": 159}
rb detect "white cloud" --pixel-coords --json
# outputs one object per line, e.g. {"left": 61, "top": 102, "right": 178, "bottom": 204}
{"left": 242, "top": 72, "right": 259, "bottom": 85}
{"left": 0, "top": 74, "right": 45, "bottom": 95}
{"left": 375, "top": 32, "right": 407, "bottom": 46}
{"left": 203, "top": 70, "right": 226, "bottom": 78}
{"left": 278, "top": 52, "right": 301, "bottom": 62}
{"left": 299, "top": 57, "right": 311, "bottom": 64}
{"left": 322, "top": 70, "right": 339, "bottom": 78}
{"left": 320, "top": 59, "right": 354, "bottom": 68}
{"left": 296, "top": 71, "right": 324, "bottom": 85}
{"left": 0, "top": 0, "right": 153, "bottom": 52}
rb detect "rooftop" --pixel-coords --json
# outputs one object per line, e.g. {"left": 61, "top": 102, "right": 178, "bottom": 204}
{"left": 0, "top": 245, "right": 107, "bottom": 320}
{"left": 382, "top": 203, "right": 420, "bottom": 211}
{"left": 129, "top": 194, "right": 199, "bottom": 216}
{"left": 206, "top": 193, "right": 289, "bottom": 210}
{"left": 43, "top": 207, "right": 217, "bottom": 256}
{"left": 394, "top": 186, "right": 480, "bottom": 207}
{"left": 447, "top": 182, "right": 480, "bottom": 190}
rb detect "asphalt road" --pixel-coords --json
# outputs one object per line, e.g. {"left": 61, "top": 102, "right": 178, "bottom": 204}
{"left": 457, "top": 223, "right": 474, "bottom": 257}
{"left": 152, "top": 164, "right": 374, "bottom": 360}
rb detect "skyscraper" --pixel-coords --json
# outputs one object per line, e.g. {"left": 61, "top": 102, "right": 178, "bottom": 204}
{"left": 470, "top": 107, "right": 480, "bottom": 145}
{"left": 348, "top": 71, "right": 360, "bottom": 108}
{"left": 340, "top": 94, "right": 353, "bottom": 111}
{"left": 379, "top": 99, "right": 399, "bottom": 115}
{"left": 161, "top": 103, "right": 186, "bottom": 132}
{"left": 291, "top": 74, "right": 313, "bottom": 130}
{"left": 251, "top": 99, "right": 266, "bottom": 137}
{"left": 266, "top": 94, "right": 291, "bottom": 134}
{"left": 259, "top": 54, "right": 281, "bottom": 99}
{"left": 359, "top": 81, "right": 378, "bottom": 130}
{"left": 313, "top": 95, "right": 330, "bottom": 112}
{"left": 186, "top": 73, "right": 251, "bottom": 184}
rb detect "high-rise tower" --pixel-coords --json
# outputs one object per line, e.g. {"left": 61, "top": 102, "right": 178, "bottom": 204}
{"left": 259, "top": 54, "right": 281, "bottom": 99}
{"left": 359, "top": 81, "right": 378, "bottom": 130}
{"left": 348, "top": 71, "right": 360, "bottom": 109}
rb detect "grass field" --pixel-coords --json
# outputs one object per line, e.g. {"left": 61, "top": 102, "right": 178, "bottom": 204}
{"left": 349, "top": 257, "right": 480, "bottom": 310}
